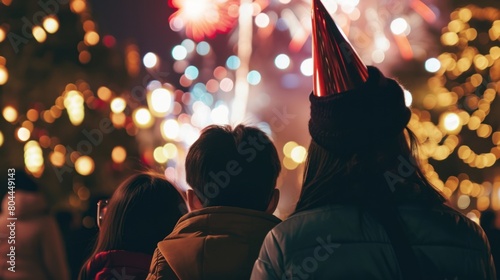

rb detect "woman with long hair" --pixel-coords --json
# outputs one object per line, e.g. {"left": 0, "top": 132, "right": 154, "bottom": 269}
{"left": 79, "top": 172, "right": 185, "bottom": 280}
{"left": 251, "top": 1, "right": 496, "bottom": 279}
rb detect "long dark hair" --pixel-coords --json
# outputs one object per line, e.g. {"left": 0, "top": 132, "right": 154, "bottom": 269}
{"left": 295, "top": 128, "right": 445, "bottom": 213}
{"left": 79, "top": 172, "right": 186, "bottom": 279}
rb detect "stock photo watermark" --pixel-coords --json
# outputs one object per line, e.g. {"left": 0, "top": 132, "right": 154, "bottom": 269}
{"left": 5, "top": 169, "right": 17, "bottom": 273}
{"left": 109, "top": 267, "right": 135, "bottom": 280}
{"left": 282, "top": 235, "right": 341, "bottom": 280}
{"left": 7, "top": 0, "right": 69, "bottom": 53}
{"left": 384, "top": 155, "right": 418, "bottom": 192}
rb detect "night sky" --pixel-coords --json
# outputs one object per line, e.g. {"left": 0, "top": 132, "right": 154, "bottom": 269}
{"left": 89, "top": 0, "right": 177, "bottom": 60}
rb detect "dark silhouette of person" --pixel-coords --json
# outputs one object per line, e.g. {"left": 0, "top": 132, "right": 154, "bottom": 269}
{"left": 482, "top": 210, "right": 500, "bottom": 279}
{"left": 147, "top": 125, "right": 281, "bottom": 280}
{"left": 251, "top": 1, "right": 496, "bottom": 279}
{"left": 79, "top": 172, "right": 185, "bottom": 280}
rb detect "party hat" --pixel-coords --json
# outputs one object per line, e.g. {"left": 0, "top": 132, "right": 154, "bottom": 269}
{"left": 312, "top": 0, "right": 369, "bottom": 97}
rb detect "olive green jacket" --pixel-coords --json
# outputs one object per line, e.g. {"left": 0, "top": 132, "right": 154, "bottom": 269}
{"left": 147, "top": 206, "right": 280, "bottom": 280}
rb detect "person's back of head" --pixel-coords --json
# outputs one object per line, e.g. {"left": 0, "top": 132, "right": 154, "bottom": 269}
{"left": 96, "top": 172, "right": 186, "bottom": 254}
{"left": 80, "top": 172, "right": 186, "bottom": 280}
{"left": 185, "top": 124, "right": 281, "bottom": 212}
{"left": 295, "top": 1, "right": 445, "bottom": 212}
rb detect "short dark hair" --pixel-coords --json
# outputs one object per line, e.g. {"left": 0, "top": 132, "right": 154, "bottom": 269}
{"left": 186, "top": 125, "right": 281, "bottom": 211}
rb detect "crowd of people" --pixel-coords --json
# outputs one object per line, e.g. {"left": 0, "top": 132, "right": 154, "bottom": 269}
{"left": 0, "top": 0, "right": 498, "bottom": 279}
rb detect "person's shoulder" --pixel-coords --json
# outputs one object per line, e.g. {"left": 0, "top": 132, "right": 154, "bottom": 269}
{"left": 400, "top": 203, "right": 489, "bottom": 248}
{"left": 278, "top": 204, "right": 350, "bottom": 225}
{"left": 403, "top": 203, "right": 480, "bottom": 231}
{"left": 270, "top": 205, "right": 352, "bottom": 240}
{"left": 188, "top": 206, "right": 281, "bottom": 224}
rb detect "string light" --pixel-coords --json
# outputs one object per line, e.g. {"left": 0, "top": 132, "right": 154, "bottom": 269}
{"left": 2, "top": 106, "right": 17, "bottom": 123}
{"left": 43, "top": 16, "right": 59, "bottom": 34}
{"left": 414, "top": 6, "right": 500, "bottom": 213}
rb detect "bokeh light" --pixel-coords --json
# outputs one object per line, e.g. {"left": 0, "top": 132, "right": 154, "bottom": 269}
{"left": 132, "top": 108, "right": 154, "bottom": 129}
{"left": 371, "top": 50, "right": 385, "bottom": 64}
{"left": 300, "top": 58, "right": 313, "bottom": 76}
{"left": 404, "top": 90, "right": 413, "bottom": 107}
{"left": 153, "top": 146, "right": 168, "bottom": 163}
{"left": 247, "top": 70, "right": 261, "bottom": 85}
{"left": 0, "top": 65, "right": 8, "bottom": 85}
{"left": 219, "top": 78, "right": 234, "bottom": 92}
{"left": 226, "top": 55, "right": 241, "bottom": 70}
{"left": 149, "top": 88, "right": 173, "bottom": 116}
{"left": 50, "top": 151, "right": 66, "bottom": 167}
{"left": 390, "top": 18, "right": 409, "bottom": 35}
{"left": 163, "top": 143, "right": 178, "bottom": 159}
{"left": 16, "top": 127, "right": 30, "bottom": 142}
{"left": 43, "top": 16, "right": 59, "bottom": 34}
{"left": 0, "top": 28, "right": 5, "bottom": 43}
{"left": 425, "top": 58, "right": 441, "bottom": 73}
{"left": 3, "top": 106, "right": 17, "bottom": 123}
{"left": 211, "top": 104, "right": 229, "bottom": 124}
{"left": 111, "top": 146, "right": 127, "bottom": 164}
{"left": 457, "top": 195, "right": 471, "bottom": 209}
{"left": 75, "top": 156, "right": 95, "bottom": 176}
{"left": 64, "top": 90, "right": 85, "bottom": 126}
{"left": 24, "top": 141, "right": 44, "bottom": 177}
{"left": 283, "top": 141, "right": 298, "bottom": 158}
{"left": 71, "top": 0, "right": 86, "bottom": 13}
{"left": 255, "top": 13, "right": 270, "bottom": 28}
{"left": 182, "top": 39, "right": 196, "bottom": 52}
{"left": 185, "top": 65, "right": 199, "bottom": 80}
{"left": 161, "top": 119, "right": 180, "bottom": 140}
{"left": 97, "top": 87, "right": 112, "bottom": 101}
{"left": 143, "top": 52, "right": 158, "bottom": 68}
{"left": 110, "top": 97, "right": 126, "bottom": 113}
{"left": 442, "top": 113, "right": 461, "bottom": 132}
{"left": 84, "top": 31, "right": 99, "bottom": 46}
{"left": 291, "top": 145, "right": 307, "bottom": 163}
{"left": 196, "top": 41, "right": 210, "bottom": 55}
{"left": 275, "top": 54, "right": 291, "bottom": 70}
{"left": 32, "top": 26, "right": 47, "bottom": 43}
{"left": 283, "top": 157, "right": 299, "bottom": 170}
{"left": 172, "top": 45, "right": 188, "bottom": 60}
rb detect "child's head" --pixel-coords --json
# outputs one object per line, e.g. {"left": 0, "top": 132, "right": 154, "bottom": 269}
{"left": 96, "top": 172, "right": 185, "bottom": 254}
{"left": 185, "top": 125, "right": 281, "bottom": 212}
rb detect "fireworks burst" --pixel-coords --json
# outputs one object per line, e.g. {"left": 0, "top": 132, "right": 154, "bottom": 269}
{"left": 169, "top": 0, "right": 239, "bottom": 41}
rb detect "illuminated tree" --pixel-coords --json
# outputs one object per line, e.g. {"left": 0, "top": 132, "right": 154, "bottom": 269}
{"left": 411, "top": 5, "right": 500, "bottom": 220}
{"left": 0, "top": 0, "right": 142, "bottom": 213}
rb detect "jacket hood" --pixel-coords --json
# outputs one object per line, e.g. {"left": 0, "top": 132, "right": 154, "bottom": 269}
{"left": 157, "top": 206, "right": 280, "bottom": 279}
{"left": 1, "top": 191, "right": 47, "bottom": 219}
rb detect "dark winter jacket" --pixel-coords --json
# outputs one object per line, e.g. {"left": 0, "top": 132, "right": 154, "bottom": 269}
{"left": 252, "top": 203, "right": 496, "bottom": 279}
{"left": 147, "top": 206, "right": 281, "bottom": 280}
